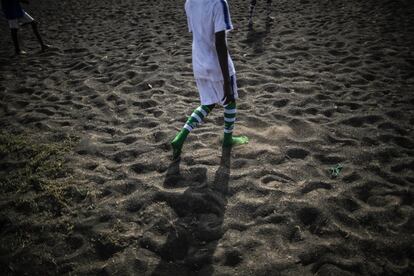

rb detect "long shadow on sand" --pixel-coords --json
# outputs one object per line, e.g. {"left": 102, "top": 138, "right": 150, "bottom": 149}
{"left": 243, "top": 17, "right": 273, "bottom": 54}
{"left": 151, "top": 147, "right": 232, "bottom": 276}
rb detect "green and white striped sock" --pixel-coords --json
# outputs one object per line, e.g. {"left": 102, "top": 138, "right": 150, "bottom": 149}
{"left": 183, "top": 105, "right": 212, "bottom": 132}
{"left": 224, "top": 102, "right": 236, "bottom": 134}
{"left": 171, "top": 104, "right": 215, "bottom": 159}
{"left": 223, "top": 102, "right": 249, "bottom": 147}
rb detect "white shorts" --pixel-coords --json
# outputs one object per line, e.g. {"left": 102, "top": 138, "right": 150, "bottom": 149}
{"left": 196, "top": 75, "right": 239, "bottom": 106}
{"left": 8, "top": 12, "right": 34, "bottom": 29}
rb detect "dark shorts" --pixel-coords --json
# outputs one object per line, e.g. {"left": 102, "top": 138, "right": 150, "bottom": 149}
{"left": 1, "top": 0, "right": 24, "bottom": 19}
{"left": 7, "top": 11, "right": 33, "bottom": 28}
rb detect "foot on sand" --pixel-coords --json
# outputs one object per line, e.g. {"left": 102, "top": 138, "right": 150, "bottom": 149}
{"left": 223, "top": 135, "right": 249, "bottom": 148}
{"left": 170, "top": 139, "right": 183, "bottom": 160}
{"left": 170, "top": 129, "right": 189, "bottom": 160}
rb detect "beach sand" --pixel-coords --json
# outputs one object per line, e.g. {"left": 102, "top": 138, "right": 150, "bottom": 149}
{"left": 0, "top": 0, "right": 413, "bottom": 275}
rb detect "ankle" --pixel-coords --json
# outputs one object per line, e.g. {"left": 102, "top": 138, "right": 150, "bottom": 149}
{"left": 172, "top": 129, "right": 189, "bottom": 145}
{"left": 223, "top": 133, "right": 233, "bottom": 146}
{"left": 223, "top": 132, "right": 232, "bottom": 139}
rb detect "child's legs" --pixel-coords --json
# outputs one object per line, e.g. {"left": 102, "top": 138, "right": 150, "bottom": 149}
{"left": 249, "top": 0, "right": 257, "bottom": 21}
{"left": 222, "top": 75, "right": 238, "bottom": 136}
{"left": 8, "top": 12, "right": 36, "bottom": 53}
{"left": 224, "top": 101, "right": 236, "bottom": 135}
{"left": 9, "top": 27, "right": 20, "bottom": 53}
{"left": 8, "top": 19, "right": 20, "bottom": 52}
{"left": 198, "top": 75, "right": 238, "bottom": 106}
{"left": 223, "top": 101, "right": 248, "bottom": 147}
{"left": 183, "top": 104, "right": 216, "bottom": 133}
{"left": 266, "top": 0, "right": 272, "bottom": 17}
{"left": 30, "top": 20, "right": 45, "bottom": 47}
{"left": 19, "top": 12, "right": 46, "bottom": 47}
{"left": 171, "top": 104, "right": 215, "bottom": 159}
{"left": 223, "top": 77, "right": 248, "bottom": 147}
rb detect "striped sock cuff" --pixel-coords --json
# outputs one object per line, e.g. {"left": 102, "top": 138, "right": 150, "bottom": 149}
{"left": 191, "top": 112, "right": 203, "bottom": 124}
{"left": 224, "top": 108, "right": 237, "bottom": 115}
{"left": 224, "top": 117, "right": 236, "bottom": 122}
{"left": 224, "top": 128, "right": 233, "bottom": 133}
{"left": 224, "top": 102, "right": 236, "bottom": 134}
{"left": 183, "top": 105, "right": 213, "bottom": 133}
{"left": 184, "top": 123, "right": 193, "bottom": 132}
{"left": 196, "top": 106, "right": 208, "bottom": 117}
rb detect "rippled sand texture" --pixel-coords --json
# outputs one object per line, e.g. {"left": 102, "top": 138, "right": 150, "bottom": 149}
{"left": 0, "top": 0, "right": 413, "bottom": 275}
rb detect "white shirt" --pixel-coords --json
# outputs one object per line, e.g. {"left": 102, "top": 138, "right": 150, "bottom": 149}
{"left": 185, "top": 0, "right": 236, "bottom": 81}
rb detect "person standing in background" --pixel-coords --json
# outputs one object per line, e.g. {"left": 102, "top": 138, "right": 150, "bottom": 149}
{"left": 248, "top": 0, "right": 273, "bottom": 27}
{"left": 1, "top": 0, "right": 49, "bottom": 55}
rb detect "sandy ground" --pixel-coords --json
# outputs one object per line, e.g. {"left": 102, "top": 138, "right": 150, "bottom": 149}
{"left": 0, "top": 0, "right": 413, "bottom": 275}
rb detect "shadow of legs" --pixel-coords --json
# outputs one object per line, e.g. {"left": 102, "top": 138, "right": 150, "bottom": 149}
{"left": 151, "top": 148, "right": 232, "bottom": 275}
{"left": 163, "top": 158, "right": 182, "bottom": 187}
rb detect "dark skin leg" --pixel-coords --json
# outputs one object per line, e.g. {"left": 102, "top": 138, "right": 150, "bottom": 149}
{"left": 266, "top": 0, "right": 273, "bottom": 19}
{"left": 11, "top": 28, "right": 21, "bottom": 54}
{"left": 215, "top": 31, "right": 249, "bottom": 147}
{"left": 215, "top": 31, "right": 233, "bottom": 105}
{"left": 249, "top": 0, "right": 257, "bottom": 25}
{"left": 30, "top": 21, "right": 48, "bottom": 51}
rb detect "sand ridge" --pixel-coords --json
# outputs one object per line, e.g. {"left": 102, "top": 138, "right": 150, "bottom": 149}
{"left": 0, "top": 0, "right": 414, "bottom": 275}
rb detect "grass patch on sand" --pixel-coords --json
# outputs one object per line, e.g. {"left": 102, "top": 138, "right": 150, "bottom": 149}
{"left": 0, "top": 131, "right": 81, "bottom": 211}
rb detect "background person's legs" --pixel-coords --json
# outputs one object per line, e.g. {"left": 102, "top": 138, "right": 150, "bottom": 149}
{"left": 248, "top": 0, "right": 257, "bottom": 26}
{"left": 249, "top": 0, "right": 273, "bottom": 26}
{"left": 9, "top": 12, "right": 48, "bottom": 54}
{"left": 30, "top": 21, "right": 47, "bottom": 50}
{"left": 10, "top": 28, "right": 22, "bottom": 54}
{"left": 20, "top": 12, "right": 48, "bottom": 51}
{"left": 266, "top": 0, "right": 272, "bottom": 19}
{"left": 8, "top": 19, "right": 24, "bottom": 55}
